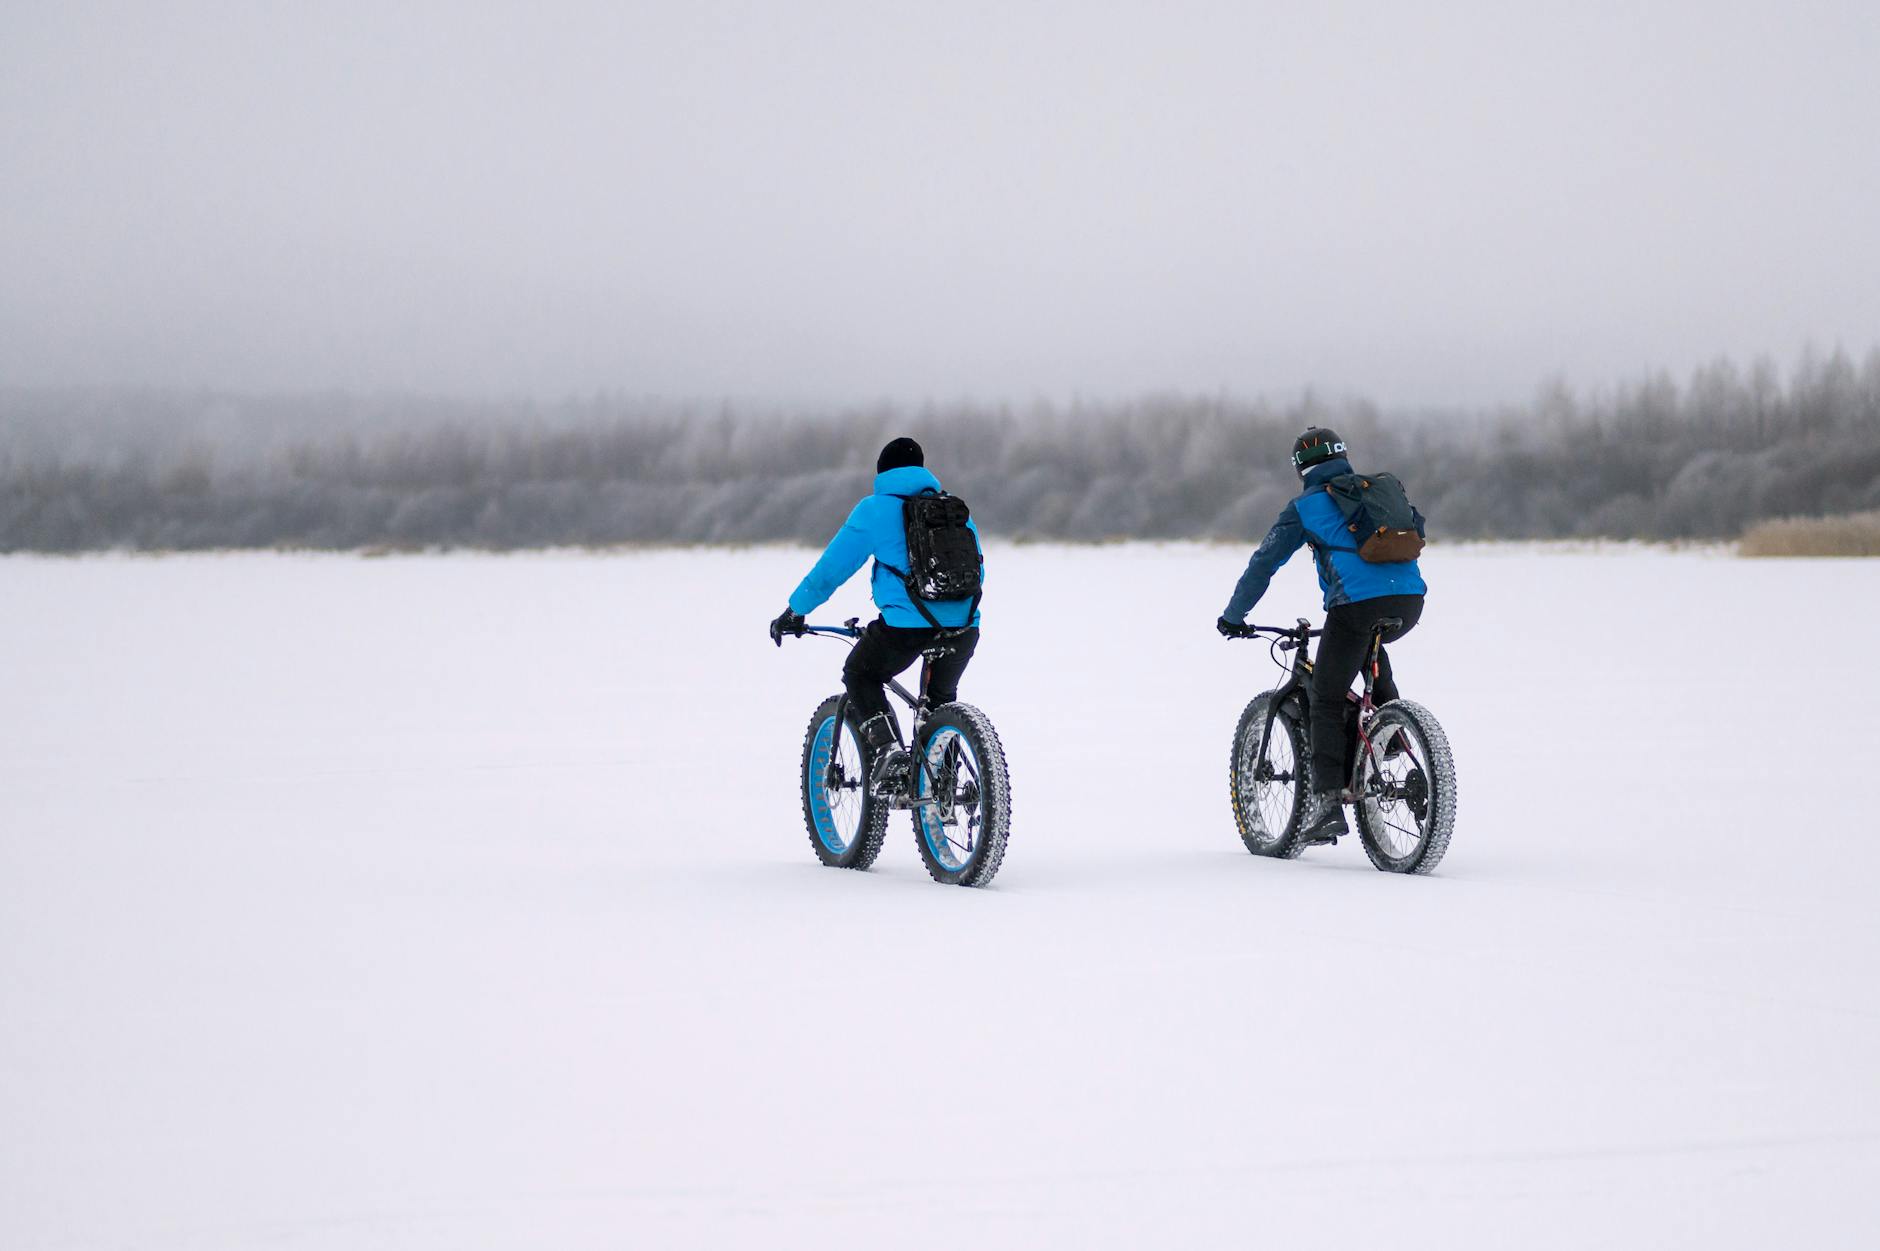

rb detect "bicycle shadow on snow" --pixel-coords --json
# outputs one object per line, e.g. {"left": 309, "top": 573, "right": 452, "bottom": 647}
{"left": 711, "top": 854, "right": 1006, "bottom": 896}
{"left": 716, "top": 838, "right": 1489, "bottom": 897}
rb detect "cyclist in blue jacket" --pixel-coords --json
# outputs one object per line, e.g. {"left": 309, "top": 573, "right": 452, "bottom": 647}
{"left": 1217, "top": 427, "right": 1427, "bottom": 845}
{"left": 770, "top": 437, "right": 983, "bottom": 790}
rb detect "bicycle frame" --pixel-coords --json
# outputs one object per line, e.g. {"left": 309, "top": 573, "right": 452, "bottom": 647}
{"left": 1241, "top": 616, "right": 1402, "bottom": 794}
{"left": 800, "top": 618, "right": 970, "bottom": 808}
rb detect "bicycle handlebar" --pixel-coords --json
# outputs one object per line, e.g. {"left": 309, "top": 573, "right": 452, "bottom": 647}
{"left": 786, "top": 617, "right": 970, "bottom": 653}
{"left": 798, "top": 618, "right": 864, "bottom": 640}
{"left": 1231, "top": 621, "right": 1323, "bottom": 640}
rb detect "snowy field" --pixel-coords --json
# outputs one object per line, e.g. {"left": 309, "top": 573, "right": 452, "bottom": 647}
{"left": 4, "top": 543, "right": 1878, "bottom": 1249}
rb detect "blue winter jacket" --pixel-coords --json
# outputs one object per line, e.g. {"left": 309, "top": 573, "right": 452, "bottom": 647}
{"left": 788, "top": 465, "right": 984, "bottom": 628}
{"left": 1222, "top": 458, "right": 1426, "bottom": 621}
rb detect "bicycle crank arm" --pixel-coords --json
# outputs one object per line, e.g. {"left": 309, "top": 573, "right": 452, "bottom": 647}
{"left": 886, "top": 794, "right": 948, "bottom": 811}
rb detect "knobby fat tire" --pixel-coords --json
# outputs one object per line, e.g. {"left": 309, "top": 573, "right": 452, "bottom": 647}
{"left": 800, "top": 695, "right": 890, "bottom": 870}
{"left": 912, "top": 702, "right": 1012, "bottom": 888}
{"left": 1353, "top": 699, "right": 1457, "bottom": 875}
{"left": 1230, "top": 691, "right": 1307, "bottom": 858}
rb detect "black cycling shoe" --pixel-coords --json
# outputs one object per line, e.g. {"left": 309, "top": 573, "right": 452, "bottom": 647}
{"left": 1297, "top": 791, "right": 1349, "bottom": 846}
{"left": 870, "top": 748, "right": 910, "bottom": 797}
{"left": 857, "top": 714, "right": 911, "bottom": 798}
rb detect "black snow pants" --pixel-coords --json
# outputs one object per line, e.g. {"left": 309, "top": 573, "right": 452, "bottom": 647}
{"left": 842, "top": 618, "right": 979, "bottom": 726}
{"left": 1309, "top": 593, "right": 1424, "bottom": 793}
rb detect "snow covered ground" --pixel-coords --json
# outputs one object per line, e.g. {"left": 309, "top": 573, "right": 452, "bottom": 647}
{"left": 3, "top": 543, "right": 1877, "bottom": 1249}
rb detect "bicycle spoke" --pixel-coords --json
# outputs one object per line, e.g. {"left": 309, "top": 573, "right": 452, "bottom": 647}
{"left": 808, "top": 712, "right": 874, "bottom": 858}
{"left": 1238, "top": 706, "right": 1301, "bottom": 850}
{"left": 1311, "top": 698, "right": 1454, "bottom": 875}
{"left": 919, "top": 726, "right": 986, "bottom": 872}
{"left": 1381, "top": 813, "right": 1420, "bottom": 851}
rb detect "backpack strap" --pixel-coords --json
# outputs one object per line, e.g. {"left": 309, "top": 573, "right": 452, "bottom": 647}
{"left": 872, "top": 559, "right": 978, "bottom": 631}
{"left": 1315, "top": 482, "right": 1367, "bottom": 554}
{"left": 873, "top": 556, "right": 947, "bottom": 629}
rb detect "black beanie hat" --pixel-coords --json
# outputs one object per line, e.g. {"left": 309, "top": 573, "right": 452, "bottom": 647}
{"left": 876, "top": 437, "right": 924, "bottom": 473}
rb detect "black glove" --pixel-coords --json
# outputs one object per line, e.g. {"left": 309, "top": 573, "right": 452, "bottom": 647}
{"left": 770, "top": 608, "right": 807, "bottom": 646}
{"left": 1217, "top": 616, "right": 1253, "bottom": 639}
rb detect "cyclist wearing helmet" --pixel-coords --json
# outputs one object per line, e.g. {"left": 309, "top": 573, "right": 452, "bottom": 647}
{"left": 1216, "top": 427, "right": 1427, "bottom": 845}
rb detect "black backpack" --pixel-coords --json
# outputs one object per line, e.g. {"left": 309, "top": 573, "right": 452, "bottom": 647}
{"left": 877, "top": 490, "right": 983, "bottom": 628}
{"left": 1322, "top": 471, "right": 1426, "bottom": 563}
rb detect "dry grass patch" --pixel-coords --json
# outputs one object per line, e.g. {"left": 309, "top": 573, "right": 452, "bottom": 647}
{"left": 1740, "top": 511, "right": 1880, "bottom": 557}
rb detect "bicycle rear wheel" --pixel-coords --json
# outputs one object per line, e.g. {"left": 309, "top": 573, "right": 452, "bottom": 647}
{"left": 912, "top": 702, "right": 1011, "bottom": 887}
{"left": 1230, "top": 691, "right": 1307, "bottom": 858}
{"left": 801, "top": 695, "right": 889, "bottom": 870}
{"left": 1353, "top": 699, "right": 1456, "bottom": 874}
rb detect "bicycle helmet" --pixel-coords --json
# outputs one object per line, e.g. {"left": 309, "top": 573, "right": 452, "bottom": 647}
{"left": 1291, "top": 426, "right": 1347, "bottom": 478}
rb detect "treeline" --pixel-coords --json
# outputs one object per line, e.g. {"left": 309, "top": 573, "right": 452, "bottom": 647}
{"left": 3, "top": 349, "right": 1877, "bottom": 551}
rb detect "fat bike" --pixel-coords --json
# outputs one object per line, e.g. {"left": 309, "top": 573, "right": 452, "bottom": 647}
{"left": 785, "top": 619, "right": 1011, "bottom": 887}
{"left": 1228, "top": 618, "right": 1456, "bottom": 874}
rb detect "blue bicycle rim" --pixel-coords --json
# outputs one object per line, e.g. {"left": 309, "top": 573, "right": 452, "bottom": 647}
{"left": 916, "top": 726, "right": 980, "bottom": 872}
{"left": 807, "top": 715, "right": 854, "bottom": 854}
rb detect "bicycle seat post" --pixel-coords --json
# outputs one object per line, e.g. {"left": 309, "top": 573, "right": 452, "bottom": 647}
{"left": 1362, "top": 617, "right": 1403, "bottom": 707}
{"left": 914, "top": 654, "right": 933, "bottom": 729}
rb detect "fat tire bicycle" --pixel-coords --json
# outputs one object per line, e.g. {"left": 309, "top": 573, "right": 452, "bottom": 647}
{"left": 785, "top": 618, "right": 1012, "bottom": 887}
{"left": 1227, "top": 617, "right": 1457, "bottom": 874}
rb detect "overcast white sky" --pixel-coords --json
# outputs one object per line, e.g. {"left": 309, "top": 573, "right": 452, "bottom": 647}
{"left": 3, "top": 1, "right": 1877, "bottom": 406}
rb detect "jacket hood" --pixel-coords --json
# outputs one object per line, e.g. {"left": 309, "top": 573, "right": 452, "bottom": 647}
{"left": 1301, "top": 457, "right": 1352, "bottom": 490}
{"left": 874, "top": 465, "right": 943, "bottom": 496}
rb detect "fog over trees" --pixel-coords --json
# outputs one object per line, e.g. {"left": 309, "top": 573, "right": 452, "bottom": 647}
{"left": 3, "top": 349, "right": 1877, "bottom": 553}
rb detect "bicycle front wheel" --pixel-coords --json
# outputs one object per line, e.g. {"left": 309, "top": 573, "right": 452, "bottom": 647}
{"left": 912, "top": 703, "right": 1011, "bottom": 887}
{"left": 800, "top": 695, "right": 889, "bottom": 870}
{"left": 1353, "top": 699, "right": 1457, "bottom": 874}
{"left": 1229, "top": 691, "right": 1307, "bottom": 858}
